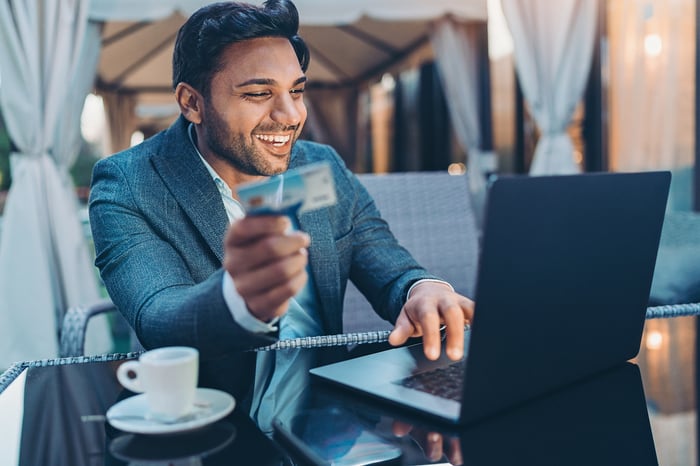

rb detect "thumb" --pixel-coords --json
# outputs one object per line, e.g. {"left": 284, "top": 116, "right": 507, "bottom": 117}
{"left": 389, "top": 311, "right": 416, "bottom": 347}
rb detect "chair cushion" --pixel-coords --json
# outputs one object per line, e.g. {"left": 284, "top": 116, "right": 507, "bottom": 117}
{"left": 649, "top": 244, "right": 700, "bottom": 305}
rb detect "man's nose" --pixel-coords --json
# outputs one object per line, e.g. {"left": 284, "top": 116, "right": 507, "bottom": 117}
{"left": 271, "top": 93, "right": 305, "bottom": 127}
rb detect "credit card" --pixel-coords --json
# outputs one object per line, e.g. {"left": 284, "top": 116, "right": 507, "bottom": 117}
{"left": 236, "top": 161, "right": 337, "bottom": 216}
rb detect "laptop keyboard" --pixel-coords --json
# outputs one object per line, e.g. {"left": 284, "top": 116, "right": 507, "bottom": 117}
{"left": 396, "top": 362, "right": 463, "bottom": 402}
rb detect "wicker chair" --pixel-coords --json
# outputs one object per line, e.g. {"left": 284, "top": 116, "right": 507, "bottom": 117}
{"left": 59, "top": 298, "right": 142, "bottom": 358}
{"left": 342, "top": 171, "right": 481, "bottom": 333}
{"left": 61, "top": 176, "right": 700, "bottom": 353}
{"left": 649, "top": 211, "right": 700, "bottom": 307}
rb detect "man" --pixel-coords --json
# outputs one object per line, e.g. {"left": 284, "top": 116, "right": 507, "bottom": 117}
{"left": 89, "top": 0, "right": 473, "bottom": 403}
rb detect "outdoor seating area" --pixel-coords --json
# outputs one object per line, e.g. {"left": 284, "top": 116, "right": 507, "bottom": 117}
{"left": 0, "top": 0, "right": 699, "bottom": 464}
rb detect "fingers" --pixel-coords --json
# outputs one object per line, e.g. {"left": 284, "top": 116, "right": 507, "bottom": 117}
{"left": 396, "top": 282, "right": 474, "bottom": 361}
{"left": 388, "top": 308, "right": 446, "bottom": 357}
{"left": 391, "top": 420, "right": 413, "bottom": 437}
{"left": 443, "top": 298, "right": 473, "bottom": 360}
{"left": 392, "top": 421, "right": 462, "bottom": 465}
{"left": 447, "top": 436, "right": 463, "bottom": 466}
{"left": 227, "top": 215, "right": 292, "bottom": 246}
{"left": 230, "top": 247, "right": 308, "bottom": 296}
{"left": 418, "top": 310, "right": 443, "bottom": 360}
{"left": 388, "top": 312, "right": 416, "bottom": 347}
{"left": 420, "top": 431, "right": 462, "bottom": 465}
{"left": 241, "top": 267, "right": 309, "bottom": 321}
{"left": 225, "top": 217, "right": 310, "bottom": 272}
{"left": 434, "top": 296, "right": 473, "bottom": 361}
{"left": 394, "top": 424, "right": 447, "bottom": 463}
{"left": 223, "top": 215, "right": 310, "bottom": 321}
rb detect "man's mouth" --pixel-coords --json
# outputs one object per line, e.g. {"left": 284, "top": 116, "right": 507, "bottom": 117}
{"left": 254, "top": 133, "right": 292, "bottom": 147}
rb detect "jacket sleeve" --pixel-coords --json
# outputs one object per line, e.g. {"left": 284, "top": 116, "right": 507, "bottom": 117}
{"left": 89, "top": 156, "right": 277, "bottom": 359}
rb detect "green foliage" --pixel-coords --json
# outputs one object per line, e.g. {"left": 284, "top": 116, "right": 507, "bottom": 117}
{"left": 70, "top": 139, "right": 101, "bottom": 188}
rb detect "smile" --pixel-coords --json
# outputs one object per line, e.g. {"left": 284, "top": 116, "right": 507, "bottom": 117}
{"left": 255, "top": 133, "right": 291, "bottom": 147}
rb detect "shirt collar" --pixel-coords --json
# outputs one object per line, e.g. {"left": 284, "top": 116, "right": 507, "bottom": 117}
{"left": 187, "top": 122, "right": 233, "bottom": 198}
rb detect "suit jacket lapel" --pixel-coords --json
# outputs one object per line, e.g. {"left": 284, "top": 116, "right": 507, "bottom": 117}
{"left": 151, "top": 117, "right": 228, "bottom": 262}
{"left": 298, "top": 208, "right": 342, "bottom": 333}
{"left": 290, "top": 154, "right": 343, "bottom": 333}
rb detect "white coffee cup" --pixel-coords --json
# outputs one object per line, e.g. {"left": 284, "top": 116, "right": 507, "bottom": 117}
{"left": 117, "top": 346, "right": 199, "bottom": 421}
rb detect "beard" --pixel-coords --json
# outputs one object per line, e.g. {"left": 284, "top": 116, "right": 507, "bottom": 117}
{"left": 203, "top": 102, "right": 299, "bottom": 177}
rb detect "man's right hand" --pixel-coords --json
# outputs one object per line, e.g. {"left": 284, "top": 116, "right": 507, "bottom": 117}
{"left": 223, "top": 215, "right": 310, "bottom": 323}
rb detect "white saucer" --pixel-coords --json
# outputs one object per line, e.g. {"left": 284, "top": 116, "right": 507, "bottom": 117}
{"left": 106, "top": 388, "right": 235, "bottom": 435}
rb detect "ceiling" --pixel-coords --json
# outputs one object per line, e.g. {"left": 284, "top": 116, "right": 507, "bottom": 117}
{"left": 94, "top": 2, "right": 487, "bottom": 130}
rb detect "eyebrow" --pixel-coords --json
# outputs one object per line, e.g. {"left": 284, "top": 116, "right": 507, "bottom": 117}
{"left": 235, "top": 76, "right": 307, "bottom": 87}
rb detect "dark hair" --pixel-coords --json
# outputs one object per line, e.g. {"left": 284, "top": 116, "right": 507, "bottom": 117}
{"left": 172, "top": 0, "right": 310, "bottom": 96}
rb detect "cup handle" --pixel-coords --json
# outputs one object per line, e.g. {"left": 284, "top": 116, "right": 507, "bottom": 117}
{"left": 116, "top": 360, "right": 144, "bottom": 393}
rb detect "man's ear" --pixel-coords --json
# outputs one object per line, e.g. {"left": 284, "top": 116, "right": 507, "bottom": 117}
{"left": 175, "top": 83, "right": 203, "bottom": 124}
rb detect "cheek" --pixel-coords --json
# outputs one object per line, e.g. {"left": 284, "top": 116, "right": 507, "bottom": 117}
{"left": 225, "top": 109, "right": 265, "bottom": 134}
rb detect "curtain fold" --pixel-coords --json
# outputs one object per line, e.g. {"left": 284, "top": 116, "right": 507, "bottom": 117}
{"left": 430, "top": 18, "right": 487, "bottom": 222}
{"left": 0, "top": 0, "right": 111, "bottom": 366}
{"left": 392, "top": 69, "right": 421, "bottom": 172}
{"left": 501, "top": 0, "right": 597, "bottom": 175}
{"left": 418, "top": 62, "right": 451, "bottom": 172}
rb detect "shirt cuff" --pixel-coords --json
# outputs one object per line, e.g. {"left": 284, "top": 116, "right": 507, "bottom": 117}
{"left": 223, "top": 271, "right": 279, "bottom": 333}
{"left": 406, "top": 278, "right": 454, "bottom": 301}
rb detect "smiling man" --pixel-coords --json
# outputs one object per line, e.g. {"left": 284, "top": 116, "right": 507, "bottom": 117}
{"left": 89, "top": 0, "right": 473, "bottom": 406}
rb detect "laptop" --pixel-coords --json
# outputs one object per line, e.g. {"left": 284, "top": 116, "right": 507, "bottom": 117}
{"left": 310, "top": 171, "right": 671, "bottom": 425}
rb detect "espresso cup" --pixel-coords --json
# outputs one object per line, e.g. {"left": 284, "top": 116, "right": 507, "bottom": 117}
{"left": 117, "top": 346, "right": 199, "bottom": 421}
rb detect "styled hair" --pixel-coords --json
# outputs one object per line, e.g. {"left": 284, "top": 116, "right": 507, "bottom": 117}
{"left": 172, "top": 0, "right": 310, "bottom": 96}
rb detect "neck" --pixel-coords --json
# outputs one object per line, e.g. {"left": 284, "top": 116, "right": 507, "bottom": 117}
{"left": 189, "top": 123, "right": 266, "bottom": 193}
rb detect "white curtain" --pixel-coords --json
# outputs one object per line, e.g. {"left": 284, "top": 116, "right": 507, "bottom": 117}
{"left": 608, "top": 0, "right": 694, "bottom": 211}
{"left": 0, "top": 0, "right": 111, "bottom": 366}
{"left": 430, "top": 18, "right": 487, "bottom": 222}
{"left": 501, "top": 0, "right": 597, "bottom": 175}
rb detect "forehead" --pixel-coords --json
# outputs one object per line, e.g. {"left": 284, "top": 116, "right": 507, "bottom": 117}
{"left": 215, "top": 36, "right": 304, "bottom": 86}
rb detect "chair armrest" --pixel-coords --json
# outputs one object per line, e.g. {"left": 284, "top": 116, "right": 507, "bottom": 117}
{"left": 0, "top": 362, "right": 26, "bottom": 395}
{"left": 59, "top": 299, "right": 117, "bottom": 358}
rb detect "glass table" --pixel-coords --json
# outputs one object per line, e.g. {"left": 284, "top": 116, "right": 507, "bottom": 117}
{"left": 0, "top": 346, "right": 661, "bottom": 465}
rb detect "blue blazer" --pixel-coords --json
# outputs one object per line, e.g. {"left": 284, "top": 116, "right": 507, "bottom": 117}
{"left": 89, "top": 115, "right": 436, "bottom": 400}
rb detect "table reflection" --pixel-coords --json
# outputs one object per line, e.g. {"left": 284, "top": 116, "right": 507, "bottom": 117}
{"left": 0, "top": 346, "right": 660, "bottom": 466}
{"left": 269, "top": 356, "right": 657, "bottom": 466}
{"left": 107, "top": 422, "right": 236, "bottom": 465}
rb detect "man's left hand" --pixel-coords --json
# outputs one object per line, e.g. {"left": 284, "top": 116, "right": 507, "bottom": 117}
{"left": 388, "top": 282, "right": 474, "bottom": 361}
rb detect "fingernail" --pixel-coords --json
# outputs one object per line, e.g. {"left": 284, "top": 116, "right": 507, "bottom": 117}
{"left": 448, "top": 347, "right": 462, "bottom": 360}
{"left": 427, "top": 347, "right": 439, "bottom": 360}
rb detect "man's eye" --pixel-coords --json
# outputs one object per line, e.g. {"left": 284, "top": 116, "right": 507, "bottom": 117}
{"left": 244, "top": 92, "right": 270, "bottom": 98}
{"left": 291, "top": 87, "right": 305, "bottom": 95}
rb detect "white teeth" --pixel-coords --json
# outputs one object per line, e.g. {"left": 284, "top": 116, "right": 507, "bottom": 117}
{"left": 255, "top": 134, "right": 290, "bottom": 144}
